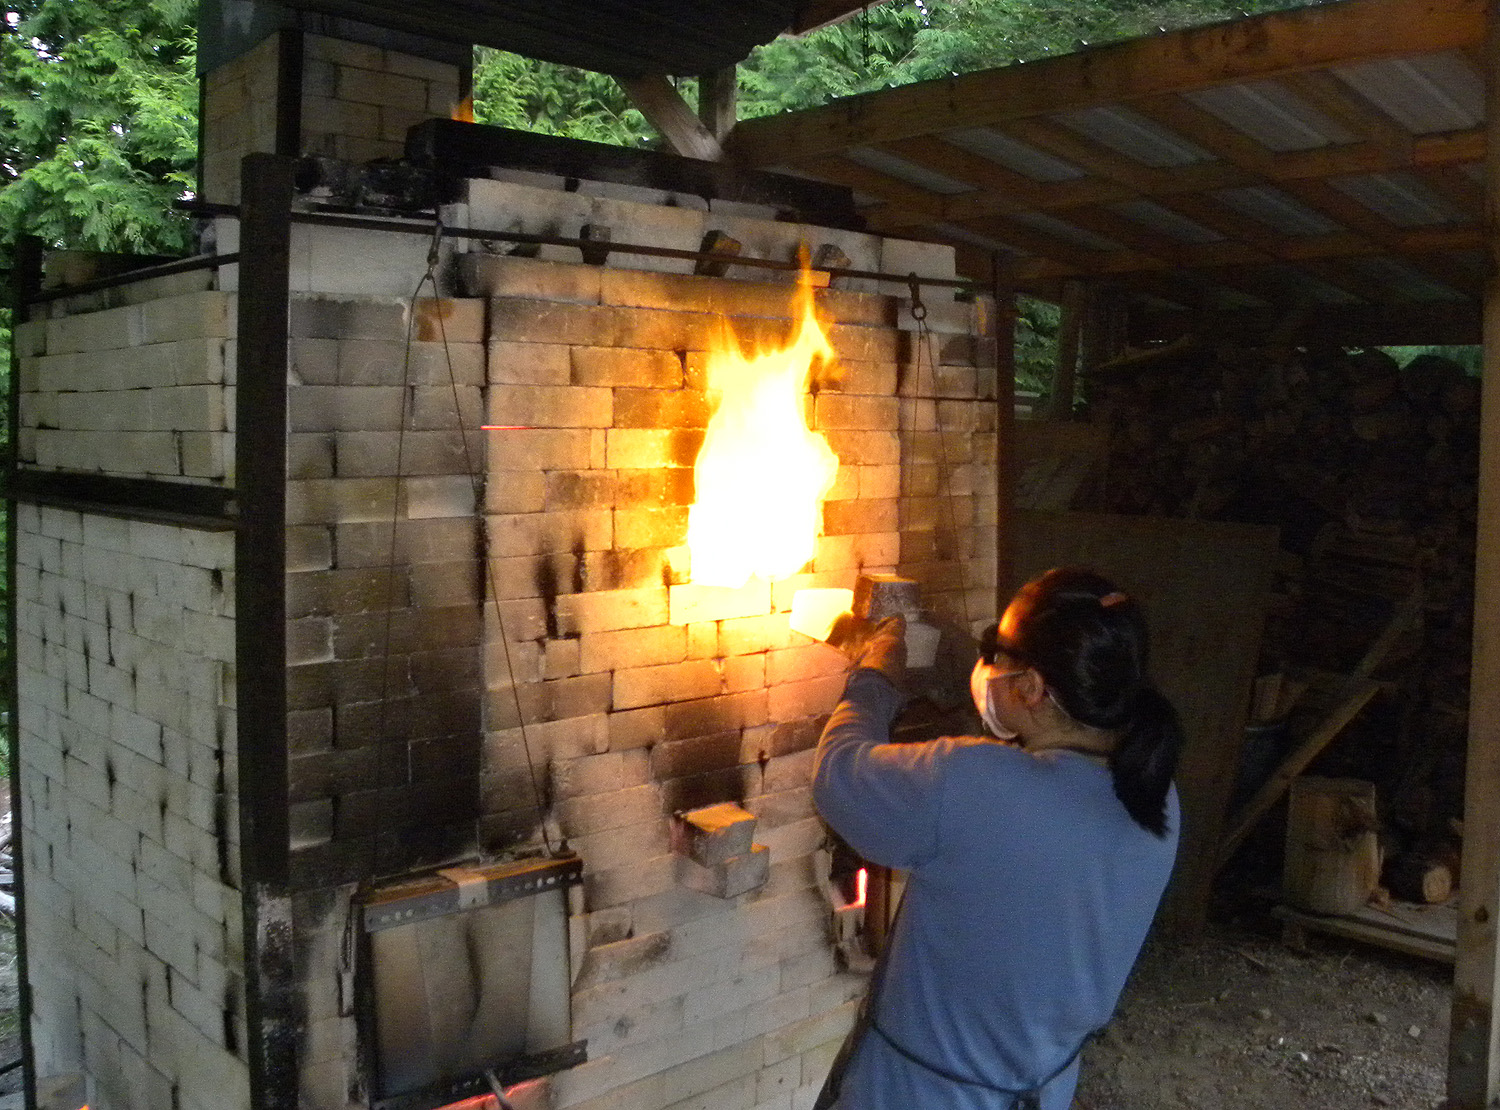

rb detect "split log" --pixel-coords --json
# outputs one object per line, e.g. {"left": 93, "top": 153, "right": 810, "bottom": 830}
{"left": 1384, "top": 852, "right": 1454, "bottom": 904}
{"left": 1284, "top": 777, "right": 1381, "bottom": 916}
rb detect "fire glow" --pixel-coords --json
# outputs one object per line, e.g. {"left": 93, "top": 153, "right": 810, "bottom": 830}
{"left": 686, "top": 260, "right": 840, "bottom": 588}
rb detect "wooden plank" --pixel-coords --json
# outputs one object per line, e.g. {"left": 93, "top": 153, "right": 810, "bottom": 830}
{"left": 1274, "top": 903, "right": 1457, "bottom": 963}
{"left": 728, "top": 0, "right": 1483, "bottom": 168}
{"left": 1449, "top": 2, "right": 1500, "bottom": 1099}
{"left": 1216, "top": 679, "right": 1381, "bottom": 868}
{"left": 1013, "top": 512, "right": 1280, "bottom": 935}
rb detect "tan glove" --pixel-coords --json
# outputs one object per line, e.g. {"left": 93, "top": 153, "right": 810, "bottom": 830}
{"left": 852, "top": 615, "right": 907, "bottom": 688}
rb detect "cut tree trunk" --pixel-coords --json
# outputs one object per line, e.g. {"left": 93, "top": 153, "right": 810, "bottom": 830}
{"left": 1284, "top": 776, "right": 1381, "bottom": 916}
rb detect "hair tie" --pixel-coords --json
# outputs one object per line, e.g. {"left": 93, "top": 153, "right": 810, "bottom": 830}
{"left": 1100, "top": 591, "right": 1128, "bottom": 608}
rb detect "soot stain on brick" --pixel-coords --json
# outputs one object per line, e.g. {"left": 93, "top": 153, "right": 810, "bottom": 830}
{"left": 572, "top": 538, "right": 586, "bottom": 595}
{"left": 535, "top": 557, "right": 560, "bottom": 639}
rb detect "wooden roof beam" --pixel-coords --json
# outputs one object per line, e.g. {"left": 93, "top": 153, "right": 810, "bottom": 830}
{"left": 727, "top": 0, "right": 1482, "bottom": 169}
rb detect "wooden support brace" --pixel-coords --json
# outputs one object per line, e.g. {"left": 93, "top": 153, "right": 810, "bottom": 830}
{"left": 617, "top": 73, "right": 724, "bottom": 161}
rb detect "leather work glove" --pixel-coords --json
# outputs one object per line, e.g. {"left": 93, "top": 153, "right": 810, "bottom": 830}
{"left": 852, "top": 615, "right": 907, "bottom": 689}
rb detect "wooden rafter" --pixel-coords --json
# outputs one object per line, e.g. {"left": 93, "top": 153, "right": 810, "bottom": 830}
{"left": 728, "top": 0, "right": 1482, "bottom": 168}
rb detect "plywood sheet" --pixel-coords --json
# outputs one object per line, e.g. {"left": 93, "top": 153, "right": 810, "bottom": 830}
{"left": 1014, "top": 510, "right": 1280, "bottom": 933}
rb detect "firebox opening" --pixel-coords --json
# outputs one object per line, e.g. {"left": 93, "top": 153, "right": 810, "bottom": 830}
{"left": 360, "top": 857, "right": 586, "bottom": 1110}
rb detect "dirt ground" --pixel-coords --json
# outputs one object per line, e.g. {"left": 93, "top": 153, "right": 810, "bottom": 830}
{"left": 1074, "top": 902, "right": 1451, "bottom": 1110}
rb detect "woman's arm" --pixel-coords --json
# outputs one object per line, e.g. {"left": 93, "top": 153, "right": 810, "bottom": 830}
{"left": 812, "top": 667, "right": 945, "bottom": 868}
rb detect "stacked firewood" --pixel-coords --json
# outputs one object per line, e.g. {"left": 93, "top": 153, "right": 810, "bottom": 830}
{"left": 1082, "top": 343, "right": 1479, "bottom": 883}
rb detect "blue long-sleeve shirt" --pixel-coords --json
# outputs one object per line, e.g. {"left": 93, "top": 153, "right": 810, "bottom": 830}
{"left": 813, "top": 669, "right": 1179, "bottom": 1110}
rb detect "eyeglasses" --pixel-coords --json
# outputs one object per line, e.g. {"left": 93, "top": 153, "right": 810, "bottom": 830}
{"left": 979, "top": 622, "right": 1025, "bottom": 667}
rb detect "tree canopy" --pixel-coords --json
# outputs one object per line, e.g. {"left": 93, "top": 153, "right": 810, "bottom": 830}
{"left": 1, "top": 0, "right": 199, "bottom": 260}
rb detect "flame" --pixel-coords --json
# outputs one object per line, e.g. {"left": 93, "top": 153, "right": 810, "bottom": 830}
{"left": 452, "top": 95, "right": 475, "bottom": 123}
{"left": 687, "top": 258, "right": 840, "bottom": 587}
{"left": 852, "top": 866, "right": 868, "bottom": 909}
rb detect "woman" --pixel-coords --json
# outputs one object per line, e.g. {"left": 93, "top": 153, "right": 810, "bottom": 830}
{"left": 813, "top": 567, "right": 1182, "bottom": 1110}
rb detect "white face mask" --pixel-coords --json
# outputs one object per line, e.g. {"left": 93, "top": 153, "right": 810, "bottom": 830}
{"left": 970, "top": 660, "right": 1022, "bottom": 740}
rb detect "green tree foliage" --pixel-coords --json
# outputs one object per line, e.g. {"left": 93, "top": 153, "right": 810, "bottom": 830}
{"left": 1, "top": 0, "right": 199, "bottom": 258}
{"left": 472, "top": 47, "right": 656, "bottom": 146}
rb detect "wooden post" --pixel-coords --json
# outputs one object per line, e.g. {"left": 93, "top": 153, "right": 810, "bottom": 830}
{"left": 1449, "top": 4, "right": 1500, "bottom": 1103}
{"left": 1048, "top": 280, "right": 1086, "bottom": 421}
{"left": 993, "top": 257, "right": 1019, "bottom": 599}
{"left": 698, "top": 66, "right": 737, "bottom": 144}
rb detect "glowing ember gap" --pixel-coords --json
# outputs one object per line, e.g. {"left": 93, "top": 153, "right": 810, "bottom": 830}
{"left": 687, "top": 263, "right": 840, "bottom": 588}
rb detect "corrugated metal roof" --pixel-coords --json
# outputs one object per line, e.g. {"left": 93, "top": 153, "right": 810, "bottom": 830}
{"left": 1108, "top": 200, "right": 1224, "bottom": 245}
{"left": 843, "top": 148, "right": 977, "bottom": 195}
{"left": 1051, "top": 106, "right": 1215, "bottom": 168}
{"left": 1329, "top": 172, "right": 1467, "bottom": 227}
{"left": 1183, "top": 81, "right": 1356, "bottom": 152}
{"left": 727, "top": 0, "right": 1491, "bottom": 343}
{"left": 1212, "top": 187, "right": 1344, "bottom": 237}
{"left": 1332, "top": 52, "right": 1483, "bottom": 134}
{"left": 940, "top": 128, "right": 1086, "bottom": 182}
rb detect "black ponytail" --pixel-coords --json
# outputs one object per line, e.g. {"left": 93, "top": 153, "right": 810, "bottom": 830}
{"left": 992, "top": 567, "right": 1183, "bottom": 837}
{"left": 1108, "top": 685, "right": 1182, "bottom": 837}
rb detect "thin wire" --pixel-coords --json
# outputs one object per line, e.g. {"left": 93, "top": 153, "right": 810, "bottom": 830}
{"left": 416, "top": 216, "right": 560, "bottom": 859}
{"left": 904, "top": 275, "right": 978, "bottom": 639}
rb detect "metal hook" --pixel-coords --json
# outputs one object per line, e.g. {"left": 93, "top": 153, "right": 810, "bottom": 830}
{"left": 427, "top": 215, "right": 445, "bottom": 270}
{"left": 906, "top": 272, "right": 927, "bottom": 322}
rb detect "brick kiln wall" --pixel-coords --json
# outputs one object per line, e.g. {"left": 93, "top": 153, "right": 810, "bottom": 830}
{"left": 284, "top": 293, "right": 488, "bottom": 883}
{"left": 200, "top": 31, "right": 463, "bottom": 206}
{"left": 14, "top": 287, "right": 246, "bottom": 1108}
{"left": 459, "top": 249, "right": 997, "bottom": 1110}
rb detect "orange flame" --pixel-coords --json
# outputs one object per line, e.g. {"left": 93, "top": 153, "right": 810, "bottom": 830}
{"left": 687, "top": 259, "right": 840, "bottom": 588}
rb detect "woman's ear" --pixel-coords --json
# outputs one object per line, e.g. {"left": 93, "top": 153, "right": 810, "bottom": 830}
{"left": 1013, "top": 667, "right": 1048, "bottom": 708}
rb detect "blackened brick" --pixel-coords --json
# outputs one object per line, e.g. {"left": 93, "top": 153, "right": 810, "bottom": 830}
{"left": 543, "top": 470, "right": 618, "bottom": 509}
{"left": 650, "top": 730, "right": 742, "bottom": 780}
{"left": 289, "top": 747, "right": 380, "bottom": 801}
{"left": 663, "top": 692, "right": 769, "bottom": 744}
{"left": 410, "top": 647, "right": 482, "bottom": 695}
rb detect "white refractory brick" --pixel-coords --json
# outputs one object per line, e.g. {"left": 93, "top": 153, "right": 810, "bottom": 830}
{"left": 290, "top": 222, "right": 436, "bottom": 297}
{"left": 672, "top": 803, "right": 758, "bottom": 869}
{"left": 404, "top": 475, "right": 475, "bottom": 519}
{"left": 878, "top": 236, "right": 957, "bottom": 296}
{"left": 589, "top": 197, "right": 706, "bottom": 274}
{"left": 464, "top": 178, "right": 596, "bottom": 265}
{"left": 678, "top": 844, "right": 771, "bottom": 899}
